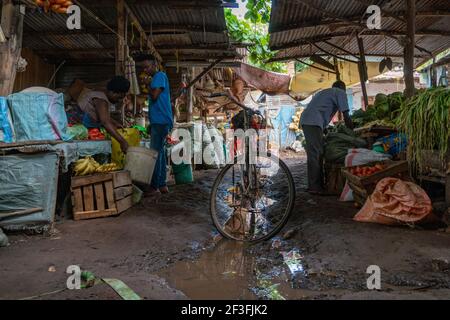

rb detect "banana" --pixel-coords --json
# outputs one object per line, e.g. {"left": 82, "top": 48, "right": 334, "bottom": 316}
{"left": 93, "top": 162, "right": 120, "bottom": 174}
{"left": 75, "top": 159, "right": 89, "bottom": 173}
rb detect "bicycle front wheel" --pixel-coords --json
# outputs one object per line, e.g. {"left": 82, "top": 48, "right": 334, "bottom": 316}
{"left": 210, "top": 155, "right": 295, "bottom": 243}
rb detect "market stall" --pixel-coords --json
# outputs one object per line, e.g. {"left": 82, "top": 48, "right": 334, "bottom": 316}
{"left": 0, "top": 0, "right": 242, "bottom": 232}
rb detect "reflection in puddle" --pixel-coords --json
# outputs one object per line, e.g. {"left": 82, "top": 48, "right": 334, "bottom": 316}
{"left": 158, "top": 240, "right": 257, "bottom": 299}
{"left": 157, "top": 239, "right": 317, "bottom": 300}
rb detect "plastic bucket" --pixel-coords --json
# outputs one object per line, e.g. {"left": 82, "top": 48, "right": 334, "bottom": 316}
{"left": 125, "top": 146, "right": 158, "bottom": 185}
{"left": 172, "top": 163, "right": 193, "bottom": 185}
{"left": 112, "top": 128, "right": 141, "bottom": 168}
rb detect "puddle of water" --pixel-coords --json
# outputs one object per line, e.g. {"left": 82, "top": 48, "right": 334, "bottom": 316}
{"left": 158, "top": 240, "right": 257, "bottom": 299}
{"left": 157, "top": 239, "right": 325, "bottom": 300}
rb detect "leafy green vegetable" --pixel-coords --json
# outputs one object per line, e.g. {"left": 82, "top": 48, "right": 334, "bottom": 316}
{"left": 396, "top": 87, "right": 450, "bottom": 174}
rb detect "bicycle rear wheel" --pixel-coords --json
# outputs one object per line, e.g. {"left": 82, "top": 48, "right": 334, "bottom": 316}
{"left": 210, "top": 155, "right": 295, "bottom": 243}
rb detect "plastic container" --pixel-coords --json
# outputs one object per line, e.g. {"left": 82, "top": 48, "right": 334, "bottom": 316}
{"left": 125, "top": 146, "right": 159, "bottom": 185}
{"left": 172, "top": 163, "right": 194, "bottom": 185}
{"left": 112, "top": 128, "right": 141, "bottom": 168}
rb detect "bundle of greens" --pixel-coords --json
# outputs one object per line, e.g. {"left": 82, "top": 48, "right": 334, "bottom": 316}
{"left": 351, "top": 92, "right": 404, "bottom": 127}
{"left": 396, "top": 87, "right": 450, "bottom": 174}
{"left": 324, "top": 124, "right": 367, "bottom": 163}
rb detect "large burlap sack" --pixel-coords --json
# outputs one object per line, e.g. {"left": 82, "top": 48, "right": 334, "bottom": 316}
{"left": 354, "top": 177, "right": 436, "bottom": 225}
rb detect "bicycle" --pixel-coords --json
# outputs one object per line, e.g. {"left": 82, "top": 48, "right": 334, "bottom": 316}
{"left": 208, "top": 92, "right": 296, "bottom": 243}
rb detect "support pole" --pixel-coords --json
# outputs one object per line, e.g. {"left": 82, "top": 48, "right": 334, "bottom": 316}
{"left": 187, "top": 67, "right": 194, "bottom": 123}
{"left": 116, "top": 0, "right": 125, "bottom": 75}
{"left": 404, "top": 0, "right": 416, "bottom": 98}
{"left": 356, "top": 37, "right": 369, "bottom": 110}
{"left": 0, "top": 1, "right": 24, "bottom": 96}
{"left": 333, "top": 57, "right": 341, "bottom": 81}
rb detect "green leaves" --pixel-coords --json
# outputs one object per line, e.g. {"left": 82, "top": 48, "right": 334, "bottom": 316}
{"left": 396, "top": 87, "right": 450, "bottom": 175}
{"left": 225, "top": 2, "right": 286, "bottom": 73}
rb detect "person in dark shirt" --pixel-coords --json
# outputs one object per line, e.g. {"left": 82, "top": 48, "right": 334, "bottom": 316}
{"left": 300, "top": 81, "right": 354, "bottom": 195}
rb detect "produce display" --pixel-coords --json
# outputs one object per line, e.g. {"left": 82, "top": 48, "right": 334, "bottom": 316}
{"left": 73, "top": 156, "right": 121, "bottom": 176}
{"left": 96, "top": 163, "right": 121, "bottom": 173}
{"left": 396, "top": 87, "right": 450, "bottom": 174}
{"left": 348, "top": 164, "right": 387, "bottom": 177}
{"left": 351, "top": 92, "right": 404, "bottom": 127}
{"left": 289, "top": 109, "right": 303, "bottom": 133}
{"left": 88, "top": 128, "right": 106, "bottom": 140}
{"left": 73, "top": 156, "right": 100, "bottom": 176}
{"left": 324, "top": 125, "right": 367, "bottom": 163}
{"left": 35, "top": 0, "right": 73, "bottom": 13}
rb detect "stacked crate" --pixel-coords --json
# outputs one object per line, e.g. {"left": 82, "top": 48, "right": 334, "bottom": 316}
{"left": 71, "top": 170, "right": 133, "bottom": 220}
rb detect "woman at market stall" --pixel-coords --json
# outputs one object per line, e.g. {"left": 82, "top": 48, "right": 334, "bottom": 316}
{"left": 67, "top": 76, "right": 131, "bottom": 153}
{"left": 300, "top": 80, "right": 354, "bottom": 195}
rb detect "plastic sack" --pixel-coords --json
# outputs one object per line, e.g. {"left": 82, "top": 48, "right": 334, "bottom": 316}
{"left": 324, "top": 127, "right": 367, "bottom": 163}
{"left": 354, "top": 177, "right": 435, "bottom": 226}
{"left": 340, "top": 148, "right": 392, "bottom": 201}
{"left": 112, "top": 128, "right": 141, "bottom": 168}
{"left": 67, "top": 124, "right": 88, "bottom": 140}
{"left": 375, "top": 133, "right": 408, "bottom": 156}
{"left": 0, "top": 97, "right": 14, "bottom": 143}
{"left": 7, "top": 92, "right": 70, "bottom": 141}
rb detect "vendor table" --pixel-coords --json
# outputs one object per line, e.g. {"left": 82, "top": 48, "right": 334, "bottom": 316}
{"left": 0, "top": 140, "right": 112, "bottom": 231}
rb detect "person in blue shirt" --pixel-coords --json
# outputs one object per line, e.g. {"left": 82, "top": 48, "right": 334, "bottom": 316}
{"left": 135, "top": 54, "right": 174, "bottom": 194}
{"left": 300, "top": 81, "right": 354, "bottom": 195}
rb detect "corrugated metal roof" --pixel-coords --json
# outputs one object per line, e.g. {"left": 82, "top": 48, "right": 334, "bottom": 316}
{"left": 21, "top": 0, "right": 237, "bottom": 63}
{"left": 269, "top": 0, "right": 450, "bottom": 65}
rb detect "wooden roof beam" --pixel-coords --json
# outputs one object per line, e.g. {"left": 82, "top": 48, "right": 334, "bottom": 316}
{"left": 83, "top": 0, "right": 233, "bottom": 9}
{"left": 122, "top": 2, "right": 162, "bottom": 62}
{"left": 24, "top": 25, "right": 226, "bottom": 36}
{"left": 268, "top": 53, "right": 428, "bottom": 63}
{"left": 289, "top": 0, "right": 433, "bottom": 56}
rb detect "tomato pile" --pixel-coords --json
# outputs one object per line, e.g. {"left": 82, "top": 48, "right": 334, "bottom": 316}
{"left": 88, "top": 128, "right": 105, "bottom": 140}
{"left": 349, "top": 164, "right": 386, "bottom": 177}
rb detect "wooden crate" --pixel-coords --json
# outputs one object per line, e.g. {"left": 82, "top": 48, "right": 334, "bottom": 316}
{"left": 324, "top": 162, "right": 346, "bottom": 195}
{"left": 71, "top": 170, "right": 133, "bottom": 221}
{"left": 342, "top": 160, "right": 409, "bottom": 206}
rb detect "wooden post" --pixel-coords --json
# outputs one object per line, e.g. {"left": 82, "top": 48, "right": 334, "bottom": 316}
{"left": 187, "top": 67, "right": 194, "bottom": 122}
{"left": 333, "top": 57, "right": 341, "bottom": 81}
{"left": 430, "top": 56, "right": 436, "bottom": 87}
{"left": 116, "top": 0, "right": 125, "bottom": 76}
{"left": 0, "top": 1, "right": 24, "bottom": 96}
{"left": 404, "top": 0, "right": 416, "bottom": 98}
{"left": 357, "top": 37, "right": 369, "bottom": 110}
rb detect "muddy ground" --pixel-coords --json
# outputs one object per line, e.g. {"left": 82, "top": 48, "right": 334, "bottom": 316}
{"left": 1, "top": 153, "right": 450, "bottom": 300}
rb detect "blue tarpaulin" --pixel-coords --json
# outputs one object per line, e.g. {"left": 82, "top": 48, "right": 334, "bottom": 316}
{"left": 260, "top": 105, "right": 297, "bottom": 148}
{"left": 0, "top": 152, "right": 60, "bottom": 231}
{"left": 7, "top": 92, "right": 71, "bottom": 142}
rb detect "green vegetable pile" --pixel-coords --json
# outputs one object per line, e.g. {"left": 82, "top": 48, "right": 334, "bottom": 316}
{"left": 324, "top": 124, "right": 367, "bottom": 163}
{"left": 396, "top": 87, "right": 450, "bottom": 174}
{"left": 351, "top": 92, "right": 405, "bottom": 127}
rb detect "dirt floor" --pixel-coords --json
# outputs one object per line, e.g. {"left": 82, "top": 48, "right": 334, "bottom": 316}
{"left": 1, "top": 153, "right": 450, "bottom": 300}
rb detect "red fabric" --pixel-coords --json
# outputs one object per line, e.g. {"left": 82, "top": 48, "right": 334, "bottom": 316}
{"left": 233, "top": 63, "right": 291, "bottom": 96}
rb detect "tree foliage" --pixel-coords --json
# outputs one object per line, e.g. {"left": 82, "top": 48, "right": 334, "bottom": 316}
{"left": 225, "top": 0, "right": 286, "bottom": 73}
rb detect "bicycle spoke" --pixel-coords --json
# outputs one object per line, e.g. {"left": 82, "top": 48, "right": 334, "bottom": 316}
{"left": 211, "top": 156, "right": 295, "bottom": 242}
